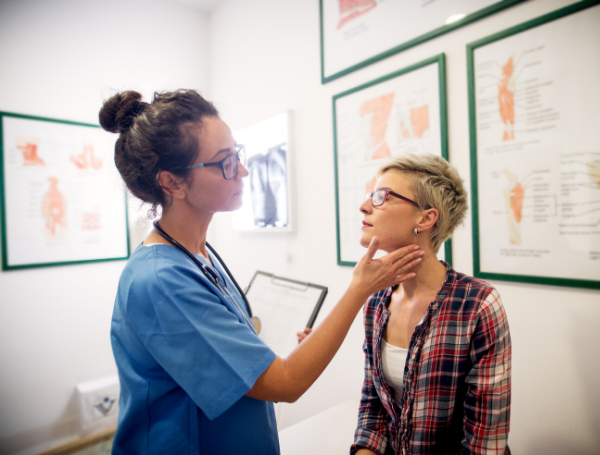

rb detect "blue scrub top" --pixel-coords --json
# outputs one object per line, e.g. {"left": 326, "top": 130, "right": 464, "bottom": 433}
{"left": 111, "top": 243, "right": 279, "bottom": 455}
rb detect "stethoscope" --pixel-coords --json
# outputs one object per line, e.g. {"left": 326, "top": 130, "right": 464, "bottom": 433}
{"left": 152, "top": 220, "right": 261, "bottom": 335}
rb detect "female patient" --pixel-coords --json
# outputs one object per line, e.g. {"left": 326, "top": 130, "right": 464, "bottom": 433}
{"left": 352, "top": 154, "right": 511, "bottom": 454}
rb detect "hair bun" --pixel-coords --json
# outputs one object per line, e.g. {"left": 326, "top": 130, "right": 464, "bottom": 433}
{"left": 99, "top": 91, "right": 145, "bottom": 133}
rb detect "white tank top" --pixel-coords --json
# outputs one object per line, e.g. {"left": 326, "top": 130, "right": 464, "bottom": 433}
{"left": 381, "top": 338, "right": 409, "bottom": 406}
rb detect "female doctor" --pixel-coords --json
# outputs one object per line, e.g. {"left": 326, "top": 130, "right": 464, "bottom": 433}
{"left": 100, "top": 89, "right": 424, "bottom": 455}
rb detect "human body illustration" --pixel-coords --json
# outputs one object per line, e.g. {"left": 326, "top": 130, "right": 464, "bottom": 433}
{"left": 503, "top": 168, "right": 524, "bottom": 245}
{"left": 360, "top": 92, "right": 395, "bottom": 194}
{"left": 360, "top": 92, "right": 395, "bottom": 161}
{"left": 82, "top": 212, "right": 101, "bottom": 230}
{"left": 498, "top": 57, "right": 516, "bottom": 141}
{"left": 337, "top": 0, "right": 377, "bottom": 29}
{"left": 41, "top": 177, "right": 67, "bottom": 238}
{"left": 17, "top": 141, "right": 45, "bottom": 166}
{"left": 70, "top": 145, "right": 103, "bottom": 170}
{"left": 399, "top": 105, "right": 430, "bottom": 140}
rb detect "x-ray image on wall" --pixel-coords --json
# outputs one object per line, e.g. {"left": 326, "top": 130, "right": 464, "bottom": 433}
{"left": 247, "top": 143, "right": 288, "bottom": 227}
{"left": 233, "top": 112, "right": 293, "bottom": 231}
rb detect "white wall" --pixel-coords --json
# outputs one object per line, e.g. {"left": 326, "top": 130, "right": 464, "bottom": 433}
{"left": 1, "top": 0, "right": 599, "bottom": 454}
{"left": 0, "top": 1, "right": 210, "bottom": 454}
{"left": 207, "top": 0, "right": 600, "bottom": 453}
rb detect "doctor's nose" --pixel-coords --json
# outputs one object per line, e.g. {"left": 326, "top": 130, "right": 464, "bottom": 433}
{"left": 236, "top": 161, "right": 249, "bottom": 179}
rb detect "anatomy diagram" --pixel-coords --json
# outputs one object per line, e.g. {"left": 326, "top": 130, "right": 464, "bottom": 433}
{"left": 17, "top": 141, "right": 46, "bottom": 166}
{"left": 337, "top": 0, "right": 377, "bottom": 29}
{"left": 503, "top": 169, "right": 524, "bottom": 245}
{"left": 41, "top": 177, "right": 68, "bottom": 238}
{"left": 70, "top": 145, "right": 103, "bottom": 170}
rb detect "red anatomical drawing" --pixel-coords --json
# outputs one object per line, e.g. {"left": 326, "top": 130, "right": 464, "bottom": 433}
{"left": 503, "top": 169, "right": 524, "bottom": 245}
{"left": 360, "top": 92, "right": 395, "bottom": 160}
{"left": 509, "top": 183, "right": 525, "bottom": 224}
{"left": 498, "top": 57, "right": 515, "bottom": 141}
{"left": 18, "top": 142, "right": 46, "bottom": 166}
{"left": 337, "top": 0, "right": 377, "bottom": 29}
{"left": 410, "top": 105, "right": 429, "bottom": 139}
{"left": 360, "top": 92, "right": 395, "bottom": 195}
{"left": 82, "top": 212, "right": 101, "bottom": 230}
{"left": 41, "top": 177, "right": 67, "bottom": 237}
{"left": 70, "top": 145, "right": 102, "bottom": 170}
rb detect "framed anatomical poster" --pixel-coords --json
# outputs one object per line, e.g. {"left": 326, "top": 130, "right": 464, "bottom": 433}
{"left": 0, "top": 112, "right": 129, "bottom": 270}
{"left": 468, "top": 0, "right": 600, "bottom": 289}
{"left": 333, "top": 54, "right": 449, "bottom": 266}
{"left": 320, "top": 0, "right": 525, "bottom": 83}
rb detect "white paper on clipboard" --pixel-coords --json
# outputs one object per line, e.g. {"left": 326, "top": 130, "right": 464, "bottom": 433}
{"left": 245, "top": 271, "right": 328, "bottom": 358}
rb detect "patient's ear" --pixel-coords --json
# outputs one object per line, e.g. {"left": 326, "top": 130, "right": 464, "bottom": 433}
{"left": 417, "top": 208, "right": 438, "bottom": 232}
{"left": 157, "top": 171, "right": 186, "bottom": 200}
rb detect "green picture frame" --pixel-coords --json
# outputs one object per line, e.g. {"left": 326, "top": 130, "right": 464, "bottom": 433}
{"left": 320, "top": 0, "right": 525, "bottom": 84}
{"left": 467, "top": 0, "right": 600, "bottom": 290}
{"left": 333, "top": 54, "right": 451, "bottom": 267}
{"left": 0, "top": 111, "right": 130, "bottom": 270}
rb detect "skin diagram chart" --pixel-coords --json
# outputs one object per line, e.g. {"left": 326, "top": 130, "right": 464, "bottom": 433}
{"left": 320, "top": 0, "right": 524, "bottom": 82}
{"left": 468, "top": 1, "right": 600, "bottom": 289}
{"left": 1, "top": 113, "right": 129, "bottom": 270}
{"left": 333, "top": 55, "right": 449, "bottom": 266}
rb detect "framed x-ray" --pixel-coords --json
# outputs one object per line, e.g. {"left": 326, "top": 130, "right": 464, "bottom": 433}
{"left": 232, "top": 112, "right": 293, "bottom": 232}
{"left": 468, "top": 0, "right": 600, "bottom": 289}
{"left": 333, "top": 54, "right": 450, "bottom": 266}
{"left": 0, "top": 112, "right": 129, "bottom": 270}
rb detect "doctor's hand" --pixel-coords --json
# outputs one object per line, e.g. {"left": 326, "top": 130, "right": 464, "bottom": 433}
{"left": 297, "top": 327, "right": 312, "bottom": 344}
{"left": 349, "top": 237, "right": 422, "bottom": 301}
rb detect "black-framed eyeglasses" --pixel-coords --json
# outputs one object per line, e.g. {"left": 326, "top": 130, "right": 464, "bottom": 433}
{"left": 188, "top": 144, "right": 246, "bottom": 180}
{"left": 365, "top": 188, "right": 420, "bottom": 208}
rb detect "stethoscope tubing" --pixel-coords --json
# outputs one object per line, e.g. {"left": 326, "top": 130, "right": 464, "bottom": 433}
{"left": 152, "top": 220, "right": 253, "bottom": 318}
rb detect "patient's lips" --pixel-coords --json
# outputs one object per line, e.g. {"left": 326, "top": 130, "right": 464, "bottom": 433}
{"left": 362, "top": 221, "right": 372, "bottom": 228}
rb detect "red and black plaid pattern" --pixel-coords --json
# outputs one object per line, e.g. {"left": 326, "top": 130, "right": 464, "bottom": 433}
{"left": 351, "top": 264, "right": 511, "bottom": 455}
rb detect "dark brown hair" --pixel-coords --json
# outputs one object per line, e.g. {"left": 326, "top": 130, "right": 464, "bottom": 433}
{"left": 99, "top": 89, "right": 219, "bottom": 217}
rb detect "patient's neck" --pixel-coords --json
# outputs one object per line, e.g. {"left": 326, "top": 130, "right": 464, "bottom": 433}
{"left": 400, "top": 247, "right": 447, "bottom": 299}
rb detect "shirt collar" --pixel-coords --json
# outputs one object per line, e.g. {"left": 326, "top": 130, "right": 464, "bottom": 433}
{"left": 381, "top": 260, "right": 456, "bottom": 310}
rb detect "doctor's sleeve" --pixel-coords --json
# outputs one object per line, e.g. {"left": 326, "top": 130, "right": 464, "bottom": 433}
{"left": 128, "top": 268, "right": 276, "bottom": 420}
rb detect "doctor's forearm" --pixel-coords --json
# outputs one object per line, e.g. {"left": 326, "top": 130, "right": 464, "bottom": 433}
{"left": 246, "top": 242, "right": 422, "bottom": 402}
{"left": 247, "top": 283, "right": 369, "bottom": 402}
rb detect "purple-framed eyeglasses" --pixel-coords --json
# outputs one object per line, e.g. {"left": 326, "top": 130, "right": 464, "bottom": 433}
{"left": 365, "top": 188, "right": 420, "bottom": 208}
{"left": 187, "top": 144, "right": 246, "bottom": 180}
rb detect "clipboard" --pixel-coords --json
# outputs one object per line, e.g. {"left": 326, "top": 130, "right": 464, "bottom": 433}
{"left": 245, "top": 271, "right": 328, "bottom": 358}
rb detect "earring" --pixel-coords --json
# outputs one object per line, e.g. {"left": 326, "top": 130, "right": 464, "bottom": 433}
{"left": 414, "top": 228, "right": 419, "bottom": 235}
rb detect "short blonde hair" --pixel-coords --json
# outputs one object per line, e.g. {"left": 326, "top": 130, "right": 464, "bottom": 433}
{"left": 378, "top": 154, "right": 468, "bottom": 252}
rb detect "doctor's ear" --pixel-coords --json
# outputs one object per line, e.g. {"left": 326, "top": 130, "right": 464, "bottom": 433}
{"left": 417, "top": 208, "right": 439, "bottom": 232}
{"left": 157, "top": 171, "right": 186, "bottom": 200}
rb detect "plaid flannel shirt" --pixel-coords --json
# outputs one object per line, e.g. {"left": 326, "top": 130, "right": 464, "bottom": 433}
{"left": 351, "top": 263, "right": 511, "bottom": 455}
